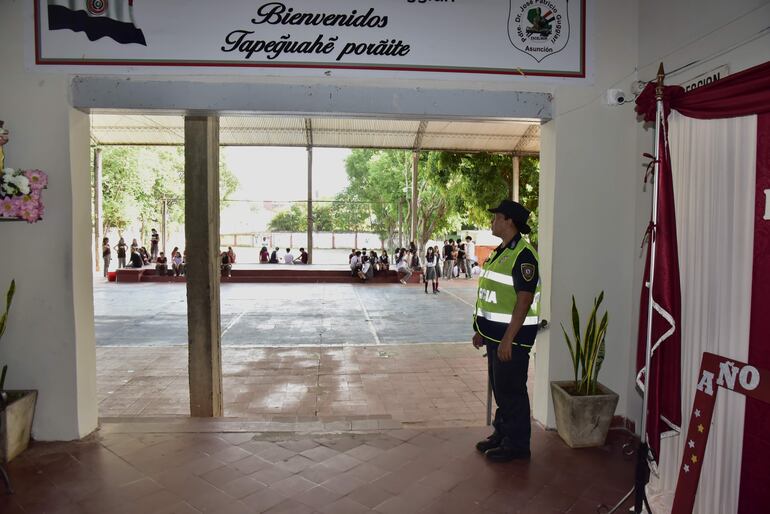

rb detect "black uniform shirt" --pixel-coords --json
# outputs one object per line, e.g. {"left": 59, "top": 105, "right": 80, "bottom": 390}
{"left": 475, "top": 233, "right": 539, "bottom": 346}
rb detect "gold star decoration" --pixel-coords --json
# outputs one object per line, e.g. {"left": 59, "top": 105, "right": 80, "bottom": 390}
{"left": 691, "top": 454, "right": 698, "bottom": 464}
{"left": 697, "top": 424, "right": 704, "bottom": 433}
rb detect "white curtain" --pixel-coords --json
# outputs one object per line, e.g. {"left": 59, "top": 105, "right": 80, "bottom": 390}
{"left": 647, "top": 111, "right": 757, "bottom": 513}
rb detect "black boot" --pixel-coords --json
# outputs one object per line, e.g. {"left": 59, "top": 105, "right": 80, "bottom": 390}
{"left": 484, "top": 446, "right": 531, "bottom": 462}
{"left": 475, "top": 432, "right": 503, "bottom": 453}
{"left": 424, "top": 281, "right": 428, "bottom": 294}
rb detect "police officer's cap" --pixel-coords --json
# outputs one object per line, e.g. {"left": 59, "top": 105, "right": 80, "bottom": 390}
{"left": 488, "top": 200, "right": 532, "bottom": 234}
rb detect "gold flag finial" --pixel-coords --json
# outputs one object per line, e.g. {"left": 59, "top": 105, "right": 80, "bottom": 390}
{"left": 655, "top": 63, "right": 665, "bottom": 100}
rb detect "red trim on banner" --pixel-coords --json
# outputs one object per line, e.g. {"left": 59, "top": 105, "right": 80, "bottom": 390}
{"left": 738, "top": 113, "right": 770, "bottom": 514}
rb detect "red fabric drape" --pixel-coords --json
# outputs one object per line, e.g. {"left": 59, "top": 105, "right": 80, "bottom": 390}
{"left": 636, "top": 60, "right": 770, "bottom": 122}
{"left": 634, "top": 60, "right": 770, "bottom": 466}
{"left": 635, "top": 60, "right": 770, "bottom": 512}
{"left": 739, "top": 112, "right": 770, "bottom": 514}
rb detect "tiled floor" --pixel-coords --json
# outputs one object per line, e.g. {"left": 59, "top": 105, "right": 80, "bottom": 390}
{"left": 1, "top": 423, "right": 636, "bottom": 513}
{"left": 98, "top": 343, "right": 535, "bottom": 428}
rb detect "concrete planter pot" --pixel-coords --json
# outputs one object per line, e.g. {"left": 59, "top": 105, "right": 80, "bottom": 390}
{"left": 1, "top": 390, "right": 37, "bottom": 463}
{"left": 550, "top": 381, "right": 618, "bottom": 448}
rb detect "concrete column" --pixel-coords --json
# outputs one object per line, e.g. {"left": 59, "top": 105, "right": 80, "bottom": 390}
{"left": 307, "top": 146, "right": 313, "bottom": 264}
{"left": 93, "top": 148, "right": 102, "bottom": 271}
{"left": 397, "top": 200, "right": 403, "bottom": 248}
{"left": 512, "top": 155, "right": 520, "bottom": 202}
{"left": 161, "top": 198, "right": 167, "bottom": 255}
{"left": 411, "top": 151, "right": 419, "bottom": 245}
{"left": 184, "top": 115, "right": 223, "bottom": 417}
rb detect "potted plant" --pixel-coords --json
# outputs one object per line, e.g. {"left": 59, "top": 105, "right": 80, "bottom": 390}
{"left": 551, "top": 291, "right": 619, "bottom": 448}
{"left": 0, "top": 280, "right": 38, "bottom": 463}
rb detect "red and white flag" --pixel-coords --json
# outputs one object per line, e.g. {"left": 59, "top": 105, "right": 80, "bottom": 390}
{"left": 635, "top": 92, "right": 683, "bottom": 463}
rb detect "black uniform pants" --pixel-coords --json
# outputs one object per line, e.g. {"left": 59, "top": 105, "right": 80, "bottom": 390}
{"left": 485, "top": 339, "right": 531, "bottom": 451}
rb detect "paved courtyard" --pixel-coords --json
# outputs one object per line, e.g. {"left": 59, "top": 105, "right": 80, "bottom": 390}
{"left": 94, "top": 279, "right": 534, "bottom": 424}
{"left": 94, "top": 281, "right": 478, "bottom": 347}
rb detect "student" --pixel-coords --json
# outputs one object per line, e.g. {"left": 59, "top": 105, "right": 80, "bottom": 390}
{"left": 220, "top": 251, "right": 232, "bottom": 277}
{"left": 129, "top": 249, "right": 143, "bottom": 268}
{"left": 396, "top": 250, "right": 412, "bottom": 284}
{"left": 155, "top": 252, "right": 169, "bottom": 276}
{"left": 350, "top": 250, "right": 362, "bottom": 276}
{"left": 283, "top": 248, "right": 295, "bottom": 264}
{"left": 172, "top": 250, "right": 184, "bottom": 276}
{"left": 116, "top": 237, "right": 127, "bottom": 269}
{"left": 379, "top": 250, "right": 390, "bottom": 271}
{"left": 424, "top": 247, "right": 439, "bottom": 294}
{"left": 150, "top": 228, "right": 160, "bottom": 262}
{"left": 259, "top": 246, "right": 269, "bottom": 263}
{"left": 102, "top": 237, "right": 111, "bottom": 278}
{"left": 227, "top": 246, "right": 236, "bottom": 264}
{"left": 357, "top": 256, "right": 373, "bottom": 281}
{"left": 443, "top": 239, "right": 454, "bottom": 280}
{"left": 269, "top": 247, "right": 279, "bottom": 263}
{"left": 295, "top": 247, "right": 308, "bottom": 264}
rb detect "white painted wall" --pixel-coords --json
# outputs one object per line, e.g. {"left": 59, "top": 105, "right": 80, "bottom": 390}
{"left": 0, "top": 0, "right": 97, "bottom": 440}
{"left": 533, "top": 0, "right": 641, "bottom": 427}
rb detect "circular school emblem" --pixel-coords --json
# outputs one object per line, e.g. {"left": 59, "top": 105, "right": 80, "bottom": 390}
{"left": 507, "top": 0, "right": 570, "bottom": 63}
{"left": 87, "top": 0, "right": 107, "bottom": 16}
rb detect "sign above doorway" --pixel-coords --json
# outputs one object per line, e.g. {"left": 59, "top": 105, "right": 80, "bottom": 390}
{"left": 34, "top": 0, "right": 586, "bottom": 78}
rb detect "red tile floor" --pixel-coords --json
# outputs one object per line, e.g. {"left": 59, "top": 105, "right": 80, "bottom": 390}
{"left": 1, "top": 423, "right": 636, "bottom": 514}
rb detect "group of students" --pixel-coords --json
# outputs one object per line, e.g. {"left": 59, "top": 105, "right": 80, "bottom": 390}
{"left": 347, "top": 236, "right": 478, "bottom": 289}
{"left": 394, "top": 237, "right": 478, "bottom": 292}
{"left": 259, "top": 247, "right": 309, "bottom": 264}
{"left": 349, "top": 248, "right": 391, "bottom": 281}
{"left": 101, "top": 229, "right": 184, "bottom": 278}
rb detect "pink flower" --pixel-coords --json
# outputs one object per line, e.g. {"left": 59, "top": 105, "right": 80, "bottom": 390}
{"left": 24, "top": 170, "right": 48, "bottom": 191}
{"left": 0, "top": 197, "right": 17, "bottom": 217}
{"left": 19, "top": 205, "right": 39, "bottom": 223}
{"left": 19, "top": 194, "right": 36, "bottom": 208}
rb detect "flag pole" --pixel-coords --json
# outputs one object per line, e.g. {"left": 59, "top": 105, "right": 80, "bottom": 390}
{"left": 640, "top": 63, "right": 666, "bottom": 451}
{"left": 607, "top": 63, "right": 666, "bottom": 514}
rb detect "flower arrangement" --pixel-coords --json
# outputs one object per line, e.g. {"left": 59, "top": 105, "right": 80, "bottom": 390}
{"left": 0, "top": 169, "right": 48, "bottom": 223}
{"left": 0, "top": 122, "right": 47, "bottom": 223}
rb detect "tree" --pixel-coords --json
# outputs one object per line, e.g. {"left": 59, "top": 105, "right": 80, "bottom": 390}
{"left": 96, "top": 146, "right": 239, "bottom": 241}
{"left": 268, "top": 204, "right": 306, "bottom": 231}
{"left": 337, "top": 149, "right": 540, "bottom": 250}
{"left": 438, "top": 153, "right": 540, "bottom": 246}
{"left": 267, "top": 203, "right": 341, "bottom": 232}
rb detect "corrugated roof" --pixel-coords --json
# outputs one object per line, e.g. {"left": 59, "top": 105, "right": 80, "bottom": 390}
{"left": 90, "top": 114, "right": 540, "bottom": 154}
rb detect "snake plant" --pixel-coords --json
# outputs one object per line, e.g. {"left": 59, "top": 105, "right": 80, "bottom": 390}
{"left": 0, "top": 280, "right": 15, "bottom": 390}
{"left": 561, "top": 291, "right": 608, "bottom": 396}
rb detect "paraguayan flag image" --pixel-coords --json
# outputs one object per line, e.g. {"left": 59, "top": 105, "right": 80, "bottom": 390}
{"left": 47, "top": 0, "right": 146, "bottom": 46}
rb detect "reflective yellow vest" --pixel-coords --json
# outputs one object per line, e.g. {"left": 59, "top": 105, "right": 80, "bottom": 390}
{"left": 473, "top": 238, "right": 540, "bottom": 346}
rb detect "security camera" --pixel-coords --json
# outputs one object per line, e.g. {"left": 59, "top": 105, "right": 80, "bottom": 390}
{"left": 606, "top": 89, "right": 626, "bottom": 106}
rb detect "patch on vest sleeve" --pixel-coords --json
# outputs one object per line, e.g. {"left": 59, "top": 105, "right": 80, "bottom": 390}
{"left": 521, "top": 263, "right": 536, "bottom": 282}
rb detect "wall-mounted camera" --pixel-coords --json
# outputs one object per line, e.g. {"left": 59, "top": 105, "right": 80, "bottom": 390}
{"left": 605, "top": 89, "right": 626, "bottom": 106}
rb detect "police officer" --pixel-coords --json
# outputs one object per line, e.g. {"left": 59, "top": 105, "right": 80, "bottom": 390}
{"left": 473, "top": 200, "right": 540, "bottom": 462}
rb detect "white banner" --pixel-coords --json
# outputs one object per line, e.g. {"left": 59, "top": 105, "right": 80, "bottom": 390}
{"left": 34, "top": 0, "right": 585, "bottom": 78}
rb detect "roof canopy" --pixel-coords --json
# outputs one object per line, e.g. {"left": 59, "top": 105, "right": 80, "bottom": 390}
{"left": 90, "top": 114, "right": 540, "bottom": 154}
